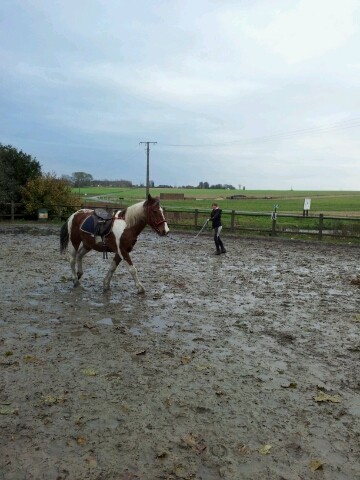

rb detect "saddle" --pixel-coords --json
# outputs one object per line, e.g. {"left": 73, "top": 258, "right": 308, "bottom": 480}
{"left": 80, "top": 209, "right": 113, "bottom": 239}
{"left": 94, "top": 208, "right": 113, "bottom": 237}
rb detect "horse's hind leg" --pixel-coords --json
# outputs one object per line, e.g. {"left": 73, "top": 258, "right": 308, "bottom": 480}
{"left": 69, "top": 244, "right": 80, "bottom": 287}
{"left": 103, "top": 254, "right": 121, "bottom": 291}
{"left": 75, "top": 245, "right": 89, "bottom": 284}
{"left": 69, "top": 244, "right": 88, "bottom": 287}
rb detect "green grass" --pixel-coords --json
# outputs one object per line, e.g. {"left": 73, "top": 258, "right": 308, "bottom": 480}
{"left": 72, "top": 187, "right": 360, "bottom": 244}
{"left": 75, "top": 187, "right": 360, "bottom": 216}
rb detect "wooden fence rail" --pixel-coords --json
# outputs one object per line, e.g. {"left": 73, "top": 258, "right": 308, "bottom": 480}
{"left": 1, "top": 201, "right": 360, "bottom": 241}
{"left": 163, "top": 207, "right": 360, "bottom": 241}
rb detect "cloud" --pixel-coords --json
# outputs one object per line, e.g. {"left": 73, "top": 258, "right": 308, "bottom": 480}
{"left": 0, "top": 0, "right": 359, "bottom": 189}
{"left": 242, "top": 0, "right": 358, "bottom": 64}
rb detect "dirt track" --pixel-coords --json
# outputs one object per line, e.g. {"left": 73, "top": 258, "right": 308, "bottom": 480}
{"left": 0, "top": 224, "right": 359, "bottom": 480}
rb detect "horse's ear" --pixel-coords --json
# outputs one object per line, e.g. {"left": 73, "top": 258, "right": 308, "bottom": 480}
{"left": 147, "top": 194, "right": 158, "bottom": 205}
{"left": 145, "top": 194, "right": 159, "bottom": 208}
{"left": 144, "top": 194, "right": 152, "bottom": 208}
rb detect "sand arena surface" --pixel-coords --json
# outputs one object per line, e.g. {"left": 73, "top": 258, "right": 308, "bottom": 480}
{"left": 0, "top": 224, "right": 359, "bottom": 479}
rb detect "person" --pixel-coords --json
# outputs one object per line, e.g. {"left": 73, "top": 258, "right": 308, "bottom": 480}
{"left": 209, "top": 203, "right": 226, "bottom": 255}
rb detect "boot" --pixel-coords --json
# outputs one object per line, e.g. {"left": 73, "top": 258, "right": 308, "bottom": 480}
{"left": 221, "top": 248, "right": 227, "bottom": 254}
{"left": 215, "top": 250, "right": 221, "bottom": 255}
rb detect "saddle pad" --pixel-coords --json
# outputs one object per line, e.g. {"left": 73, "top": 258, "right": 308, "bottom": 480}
{"left": 80, "top": 216, "right": 96, "bottom": 235}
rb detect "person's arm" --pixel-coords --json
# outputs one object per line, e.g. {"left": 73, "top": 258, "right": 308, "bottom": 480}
{"left": 211, "top": 209, "right": 221, "bottom": 221}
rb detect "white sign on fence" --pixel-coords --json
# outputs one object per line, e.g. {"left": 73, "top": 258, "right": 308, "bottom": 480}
{"left": 304, "top": 198, "right": 311, "bottom": 210}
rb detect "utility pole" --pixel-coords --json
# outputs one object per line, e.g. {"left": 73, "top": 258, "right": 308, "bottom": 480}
{"left": 139, "top": 141, "right": 157, "bottom": 198}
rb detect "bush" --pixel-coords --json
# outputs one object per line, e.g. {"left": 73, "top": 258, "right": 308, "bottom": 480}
{"left": 20, "top": 173, "right": 80, "bottom": 218}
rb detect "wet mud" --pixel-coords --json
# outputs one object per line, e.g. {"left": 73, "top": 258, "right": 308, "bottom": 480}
{"left": 0, "top": 225, "right": 359, "bottom": 479}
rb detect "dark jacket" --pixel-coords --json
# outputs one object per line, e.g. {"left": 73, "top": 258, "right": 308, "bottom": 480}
{"left": 210, "top": 208, "right": 222, "bottom": 228}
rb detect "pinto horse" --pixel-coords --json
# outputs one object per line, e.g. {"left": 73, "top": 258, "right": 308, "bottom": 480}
{"left": 60, "top": 194, "right": 169, "bottom": 293}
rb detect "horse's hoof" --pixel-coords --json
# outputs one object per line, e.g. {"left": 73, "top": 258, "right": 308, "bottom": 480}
{"left": 137, "top": 288, "right": 145, "bottom": 295}
{"left": 74, "top": 281, "right": 80, "bottom": 287}
{"left": 103, "top": 286, "right": 110, "bottom": 292}
{"left": 77, "top": 272, "right": 83, "bottom": 280}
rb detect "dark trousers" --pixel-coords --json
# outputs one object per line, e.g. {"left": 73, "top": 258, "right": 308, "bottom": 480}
{"left": 214, "top": 227, "right": 225, "bottom": 251}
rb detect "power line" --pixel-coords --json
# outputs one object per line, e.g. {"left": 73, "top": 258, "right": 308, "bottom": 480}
{"left": 159, "top": 117, "right": 360, "bottom": 148}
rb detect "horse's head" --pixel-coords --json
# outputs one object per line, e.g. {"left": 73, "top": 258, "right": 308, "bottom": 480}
{"left": 144, "top": 194, "right": 169, "bottom": 236}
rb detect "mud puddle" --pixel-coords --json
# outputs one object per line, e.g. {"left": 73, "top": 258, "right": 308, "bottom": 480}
{"left": 0, "top": 226, "right": 359, "bottom": 479}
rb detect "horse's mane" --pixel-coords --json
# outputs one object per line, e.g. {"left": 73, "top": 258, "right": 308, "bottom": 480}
{"left": 117, "top": 200, "right": 146, "bottom": 227}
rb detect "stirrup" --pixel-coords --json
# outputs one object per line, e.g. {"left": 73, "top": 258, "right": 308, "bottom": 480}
{"left": 95, "top": 235, "right": 103, "bottom": 245}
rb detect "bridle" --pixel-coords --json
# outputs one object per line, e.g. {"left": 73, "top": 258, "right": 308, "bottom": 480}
{"left": 146, "top": 204, "right": 167, "bottom": 234}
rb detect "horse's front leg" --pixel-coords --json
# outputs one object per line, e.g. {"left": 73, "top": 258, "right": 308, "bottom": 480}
{"left": 123, "top": 253, "right": 145, "bottom": 294}
{"left": 103, "top": 253, "right": 121, "bottom": 291}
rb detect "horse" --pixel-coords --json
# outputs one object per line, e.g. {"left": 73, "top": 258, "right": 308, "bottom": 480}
{"left": 60, "top": 194, "right": 169, "bottom": 293}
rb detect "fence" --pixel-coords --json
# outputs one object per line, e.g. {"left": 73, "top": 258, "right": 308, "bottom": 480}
{"left": 163, "top": 207, "right": 360, "bottom": 241}
{"left": 0, "top": 202, "right": 23, "bottom": 221}
{"left": 1, "top": 201, "right": 360, "bottom": 242}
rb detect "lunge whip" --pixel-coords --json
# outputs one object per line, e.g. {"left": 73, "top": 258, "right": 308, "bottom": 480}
{"left": 194, "top": 219, "right": 209, "bottom": 238}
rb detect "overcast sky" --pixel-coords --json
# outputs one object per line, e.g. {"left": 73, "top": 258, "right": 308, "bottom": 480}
{"left": 1, "top": 0, "right": 359, "bottom": 189}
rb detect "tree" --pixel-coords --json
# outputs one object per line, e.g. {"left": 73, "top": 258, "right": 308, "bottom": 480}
{"left": 0, "top": 143, "right": 42, "bottom": 201}
{"left": 21, "top": 173, "right": 79, "bottom": 218}
{"left": 71, "top": 172, "right": 93, "bottom": 188}
{"left": 61, "top": 174, "right": 74, "bottom": 185}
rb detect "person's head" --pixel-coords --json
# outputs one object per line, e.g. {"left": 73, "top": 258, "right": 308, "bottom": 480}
{"left": 212, "top": 203, "right": 218, "bottom": 209}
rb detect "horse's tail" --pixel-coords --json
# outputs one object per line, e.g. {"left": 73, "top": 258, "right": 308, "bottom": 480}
{"left": 60, "top": 220, "right": 69, "bottom": 253}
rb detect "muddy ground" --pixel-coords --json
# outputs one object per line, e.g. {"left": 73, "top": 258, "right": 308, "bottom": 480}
{"left": 0, "top": 224, "right": 359, "bottom": 480}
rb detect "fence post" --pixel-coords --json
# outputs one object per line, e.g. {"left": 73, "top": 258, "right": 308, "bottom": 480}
{"left": 271, "top": 218, "right": 276, "bottom": 236}
{"left": 319, "top": 214, "right": 323, "bottom": 240}
{"left": 195, "top": 209, "right": 198, "bottom": 228}
{"left": 11, "top": 201, "right": 15, "bottom": 222}
{"left": 271, "top": 212, "right": 277, "bottom": 236}
{"left": 231, "top": 210, "right": 235, "bottom": 232}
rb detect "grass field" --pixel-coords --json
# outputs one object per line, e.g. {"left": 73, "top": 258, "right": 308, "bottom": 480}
{"left": 75, "top": 187, "right": 360, "bottom": 216}
{"left": 57, "top": 187, "right": 360, "bottom": 243}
